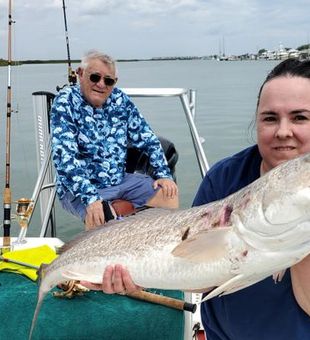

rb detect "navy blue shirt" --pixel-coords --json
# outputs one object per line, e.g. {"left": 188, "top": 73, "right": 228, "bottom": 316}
{"left": 193, "top": 145, "right": 310, "bottom": 340}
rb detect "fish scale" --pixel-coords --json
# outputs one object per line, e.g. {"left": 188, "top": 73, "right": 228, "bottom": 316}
{"left": 29, "top": 152, "right": 310, "bottom": 339}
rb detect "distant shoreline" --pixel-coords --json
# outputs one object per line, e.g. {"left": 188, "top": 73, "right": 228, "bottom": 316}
{"left": 1, "top": 52, "right": 309, "bottom": 67}
{"left": 1, "top": 56, "right": 204, "bottom": 66}
{"left": 1, "top": 44, "right": 310, "bottom": 66}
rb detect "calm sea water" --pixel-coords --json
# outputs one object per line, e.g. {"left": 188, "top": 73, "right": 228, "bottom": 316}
{"left": 0, "top": 59, "right": 279, "bottom": 240}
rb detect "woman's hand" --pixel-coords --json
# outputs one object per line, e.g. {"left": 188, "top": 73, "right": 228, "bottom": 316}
{"left": 80, "top": 264, "right": 141, "bottom": 295}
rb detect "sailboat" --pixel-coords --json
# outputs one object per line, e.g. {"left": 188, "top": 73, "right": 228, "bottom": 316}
{"left": 0, "top": 1, "right": 208, "bottom": 339}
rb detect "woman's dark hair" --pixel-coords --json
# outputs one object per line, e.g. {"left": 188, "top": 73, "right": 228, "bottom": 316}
{"left": 256, "top": 58, "right": 310, "bottom": 109}
{"left": 247, "top": 59, "right": 310, "bottom": 143}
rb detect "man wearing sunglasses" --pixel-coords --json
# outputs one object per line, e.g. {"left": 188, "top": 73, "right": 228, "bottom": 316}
{"left": 50, "top": 50, "right": 178, "bottom": 230}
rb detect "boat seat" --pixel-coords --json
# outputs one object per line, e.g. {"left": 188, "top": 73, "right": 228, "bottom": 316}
{"left": 126, "top": 136, "right": 178, "bottom": 181}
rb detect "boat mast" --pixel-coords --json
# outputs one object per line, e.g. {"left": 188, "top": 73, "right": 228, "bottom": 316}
{"left": 2, "top": 0, "right": 14, "bottom": 249}
{"left": 61, "top": 0, "right": 77, "bottom": 86}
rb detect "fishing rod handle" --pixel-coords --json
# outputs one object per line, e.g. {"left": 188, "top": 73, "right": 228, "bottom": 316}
{"left": 126, "top": 290, "right": 197, "bottom": 313}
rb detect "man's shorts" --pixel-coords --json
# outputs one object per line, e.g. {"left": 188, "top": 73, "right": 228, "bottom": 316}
{"left": 59, "top": 173, "right": 157, "bottom": 221}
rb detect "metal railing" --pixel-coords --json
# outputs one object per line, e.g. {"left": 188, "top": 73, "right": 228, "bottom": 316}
{"left": 123, "top": 88, "right": 209, "bottom": 176}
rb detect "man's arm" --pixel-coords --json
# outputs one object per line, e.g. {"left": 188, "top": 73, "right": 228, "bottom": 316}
{"left": 291, "top": 254, "right": 310, "bottom": 316}
{"left": 125, "top": 95, "right": 178, "bottom": 203}
{"left": 125, "top": 96, "right": 172, "bottom": 180}
{"left": 85, "top": 200, "right": 105, "bottom": 230}
{"left": 51, "top": 91, "right": 102, "bottom": 212}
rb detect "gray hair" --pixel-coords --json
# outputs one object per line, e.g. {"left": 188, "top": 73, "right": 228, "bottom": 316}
{"left": 80, "top": 50, "right": 118, "bottom": 76}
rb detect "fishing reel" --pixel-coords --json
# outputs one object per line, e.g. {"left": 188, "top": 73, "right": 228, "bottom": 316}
{"left": 15, "top": 197, "right": 33, "bottom": 228}
{"left": 0, "top": 198, "right": 33, "bottom": 250}
{"left": 56, "top": 69, "right": 78, "bottom": 92}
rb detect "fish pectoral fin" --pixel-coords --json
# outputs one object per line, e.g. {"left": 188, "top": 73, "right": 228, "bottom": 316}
{"left": 171, "top": 227, "right": 233, "bottom": 263}
{"left": 273, "top": 269, "right": 286, "bottom": 282}
{"left": 200, "top": 274, "right": 245, "bottom": 303}
{"left": 62, "top": 270, "right": 102, "bottom": 284}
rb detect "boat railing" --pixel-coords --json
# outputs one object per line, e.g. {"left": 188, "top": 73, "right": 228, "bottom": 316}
{"left": 122, "top": 88, "right": 209, "bottom": 177}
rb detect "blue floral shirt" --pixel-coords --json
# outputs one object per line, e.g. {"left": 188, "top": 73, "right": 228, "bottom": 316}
{"left": 50, "top": 85, "right": 172, "bottom": 206}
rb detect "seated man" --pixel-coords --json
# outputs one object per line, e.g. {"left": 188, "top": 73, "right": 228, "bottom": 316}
{"left": 50, "top": 50, "right": 178, "bottom": 230}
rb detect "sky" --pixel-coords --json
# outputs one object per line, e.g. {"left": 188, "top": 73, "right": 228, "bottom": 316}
{"left": 0, "top": 0, "right": 309, "bottom": 60}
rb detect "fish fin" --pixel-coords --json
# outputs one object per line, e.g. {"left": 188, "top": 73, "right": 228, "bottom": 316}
{"left": 199, "top": 274, "right": 245, "bottom": 302}
{"left": 273, "top": 269, "right": 286, "bottom": 282}
{"left": 36, "top": 263, "right": 49, "bottom": 284}
{"left": 171, "top": 227, "right": 233, "bottom": 263}
{"left": 30, "top": 263, "right": 56, "bottom": 338}
{"left": 29, "top": 288, "right": 48, "bottom": 339}
{"left": 200, "top": 271, "right": 278, "bottom": 303}
{"left": 106, "top": 207, "right": 175, "bottom": 226}
{"left": 107, "top": 206, "right": 173, "bottom": 224}
{"left": 62, "top": 270, "right": 102, "bottom": 284}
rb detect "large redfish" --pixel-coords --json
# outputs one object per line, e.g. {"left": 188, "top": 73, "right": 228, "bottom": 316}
{"left": 29, "top": 152, "right": 310, "bottom": 338}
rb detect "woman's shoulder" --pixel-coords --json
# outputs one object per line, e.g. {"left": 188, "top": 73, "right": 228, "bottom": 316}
{"left": 209, "top": 145, "right": 261, "bottom": 178}
{"left": 193, "top": 145, "right": 262, "bottom": 205}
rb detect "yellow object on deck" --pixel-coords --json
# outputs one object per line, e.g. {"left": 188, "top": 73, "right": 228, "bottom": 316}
{"left": 0, "top": 245, "right": 57, "bottom": 280}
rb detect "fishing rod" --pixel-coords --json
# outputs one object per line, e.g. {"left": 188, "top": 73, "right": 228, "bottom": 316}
{"left": 2, "top": 0, "right": 14, "bottom": 251}
{"left": 60, "top": 0, "right": 77, "bottom": 87}
{"left": 126, "top": 290, "right": 197, "bottom": 313}
{"left": 0, "top": 256, "right": 40, "bottom": 270}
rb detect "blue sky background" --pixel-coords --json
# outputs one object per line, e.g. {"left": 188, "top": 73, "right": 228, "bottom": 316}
{"left": 0, "top": 0, "right": 309, "bottom": 60}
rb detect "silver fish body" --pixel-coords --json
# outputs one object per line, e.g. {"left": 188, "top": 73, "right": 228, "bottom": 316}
{"left": 29, "top": 152, "right": 310, "bottom": 337}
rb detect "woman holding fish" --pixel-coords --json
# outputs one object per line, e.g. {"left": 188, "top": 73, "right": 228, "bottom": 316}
{"left": 84, "top": 59, "right": 310, "bottom": 339}
{"left": 191, "top": 58, "right": 310, "bottom": 339}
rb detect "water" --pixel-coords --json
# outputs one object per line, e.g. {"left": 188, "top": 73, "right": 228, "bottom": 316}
{"left": 0, "top": 59, "right": 279, "bottom": 241}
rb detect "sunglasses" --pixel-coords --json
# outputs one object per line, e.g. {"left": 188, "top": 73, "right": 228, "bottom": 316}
{"left": 89, "top": 73, "right": 116, "bottom": 86}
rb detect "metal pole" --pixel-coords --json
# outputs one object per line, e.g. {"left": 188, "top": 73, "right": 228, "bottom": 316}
{"left": 16, "top": 142, "right": 53, "bottom": 242}
{"left": 2, "top": 0, "right": 14, "bottom": 249}
{"left": 180, "top": 92, "right": 209, "bottom": 177}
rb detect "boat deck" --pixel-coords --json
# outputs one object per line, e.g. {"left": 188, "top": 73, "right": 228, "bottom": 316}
{"left": 0, "top": 272, "right": 184, "bottom": 340}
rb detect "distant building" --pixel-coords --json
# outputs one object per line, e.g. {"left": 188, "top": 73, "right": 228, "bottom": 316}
{"left": 258, "top": 44, "right": 301, "bottom": 60}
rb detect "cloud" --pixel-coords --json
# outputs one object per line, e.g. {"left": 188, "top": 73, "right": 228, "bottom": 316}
{"left": 0, "top": 0, "right": 309, "bottom": 59}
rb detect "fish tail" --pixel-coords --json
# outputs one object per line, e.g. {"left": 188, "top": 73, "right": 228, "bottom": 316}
{"left": 28, "top": 289, "right": 47, "bottom": 340}
{"left": 35, "top": 262, "right": 49, "bottom": 285}
{"left": 29, "top": 264, "right": 49, "bottom": 339}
